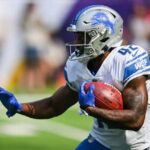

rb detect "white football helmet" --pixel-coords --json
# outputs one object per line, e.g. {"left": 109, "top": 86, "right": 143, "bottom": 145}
{"left": 66, "top": 5, "right": 123, "bottom": 62}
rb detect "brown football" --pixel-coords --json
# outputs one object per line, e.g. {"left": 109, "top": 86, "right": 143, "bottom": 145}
{"left": 84, "top": 82, "right": 123, "bottom": 110}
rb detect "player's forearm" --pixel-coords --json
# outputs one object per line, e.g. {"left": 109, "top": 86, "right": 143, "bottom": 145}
{"left": 18, "top": 85, "right": 78, "bottom": 119}
{"left": 85, "top": 107, "right": 144, "bottom": 130}
{"left": 19, "top": 97, "right": 59, "bottom": 119}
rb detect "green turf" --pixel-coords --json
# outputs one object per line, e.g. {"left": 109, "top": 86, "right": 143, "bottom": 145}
{"left": 51, "top": 108, "right": 93, "bottom": 130}
{"left": 0, "top": 132, "right": 79, "bottom": 150}
{"left": 0, "top": 95, "right": 93, "bottom": 150}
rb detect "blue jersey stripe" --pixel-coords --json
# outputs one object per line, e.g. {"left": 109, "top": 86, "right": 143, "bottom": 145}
{"left": 124, "top": 56, "right": 150, "bottom": 81}
{"left": 123, "top": 67, "right": 150, "bottom": 84}
{"left": 126, "top": 51, "right": 147, "bottom": 65}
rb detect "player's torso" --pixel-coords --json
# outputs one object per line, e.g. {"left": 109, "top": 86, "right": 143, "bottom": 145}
{"left": 64, "top": 45, "right": 150, "bottom": 150}
{"left": 65, "top": 47, "right": 124, "bottom": 92}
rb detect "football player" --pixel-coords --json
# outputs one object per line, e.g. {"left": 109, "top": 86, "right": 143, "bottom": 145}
{"left": 1, "top": 5, "right": 150, "bottom": 150}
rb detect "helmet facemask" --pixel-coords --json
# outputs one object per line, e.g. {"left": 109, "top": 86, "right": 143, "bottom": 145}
{"left": 66, "top": 29, "right": 111, "bottom": 62}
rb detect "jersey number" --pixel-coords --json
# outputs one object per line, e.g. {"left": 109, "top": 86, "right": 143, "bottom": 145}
{"left": 118, "top": 45, "right": 138, "bottom": 55}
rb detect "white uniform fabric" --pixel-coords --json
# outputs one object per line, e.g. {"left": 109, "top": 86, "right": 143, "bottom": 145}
{"left": 64, "top": 44, "right": 150, "bottom": 150}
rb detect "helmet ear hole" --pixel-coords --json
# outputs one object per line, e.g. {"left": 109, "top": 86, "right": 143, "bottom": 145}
{"left": 100, "top": 37, "right": 109, "bottom": 42}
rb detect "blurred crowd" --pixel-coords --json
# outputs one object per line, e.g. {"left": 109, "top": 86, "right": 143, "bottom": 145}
{"left": 126, "top": 4, "right": 150, "bottom": 54}
{"left": 0, "top": 0, "right": 74, "bottom": 92}
{"left": 0, "top": 0, "right": 150, "bottom": 92}
{"left": 20, "top": 3, "right": 67, "bottom": 91}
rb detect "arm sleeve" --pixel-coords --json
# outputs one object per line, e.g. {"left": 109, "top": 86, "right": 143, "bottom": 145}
{"left": 122, "top": 47, "right": 150, "bottom": 86}
{"left": 64, "top": 66, "right": 77, "bottom": 91}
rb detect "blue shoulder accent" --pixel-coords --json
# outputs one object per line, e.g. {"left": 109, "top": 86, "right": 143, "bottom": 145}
{"left": 124, "top": 67, "right": 150, "bottom": 84}
{"left": 123, "top": 55, "right": 150, "bottom": 82}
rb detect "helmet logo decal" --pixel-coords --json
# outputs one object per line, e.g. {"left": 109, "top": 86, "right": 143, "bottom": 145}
{"left": 91, "top": 12, "right": 114, "bottom": 34}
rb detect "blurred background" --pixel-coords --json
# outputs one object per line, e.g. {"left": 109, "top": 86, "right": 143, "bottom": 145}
{"left": 0, "top": 0, "right": 150, "bottom": 150}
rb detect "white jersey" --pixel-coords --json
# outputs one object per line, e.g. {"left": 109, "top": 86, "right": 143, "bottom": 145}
{"left": 64, "top": 44, "right": 150, "bottom": 150}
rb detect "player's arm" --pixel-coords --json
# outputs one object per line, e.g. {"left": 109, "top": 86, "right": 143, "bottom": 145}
{"left": 79, "top": 76, "right": 148, "bottom": 131}
{"left": 0, "top": 84, "right": 78, "bottom": 119}
{"left": 21, "top": 85, "right": 78, "bottom": 119}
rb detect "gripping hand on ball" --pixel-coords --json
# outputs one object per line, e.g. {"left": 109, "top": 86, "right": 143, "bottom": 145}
{"left": 0, "top": 87, "right": 22, "bottom": 117}
{"left": 79, "top": 82, "right": 95, "bottom": 109}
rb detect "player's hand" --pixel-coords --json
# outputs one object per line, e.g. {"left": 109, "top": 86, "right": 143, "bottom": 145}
{"left": 78, "top": 82, "right": 95, "bottom": 109}
{"left": 0, "top": 87, "right": 22, "bottom": 117}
